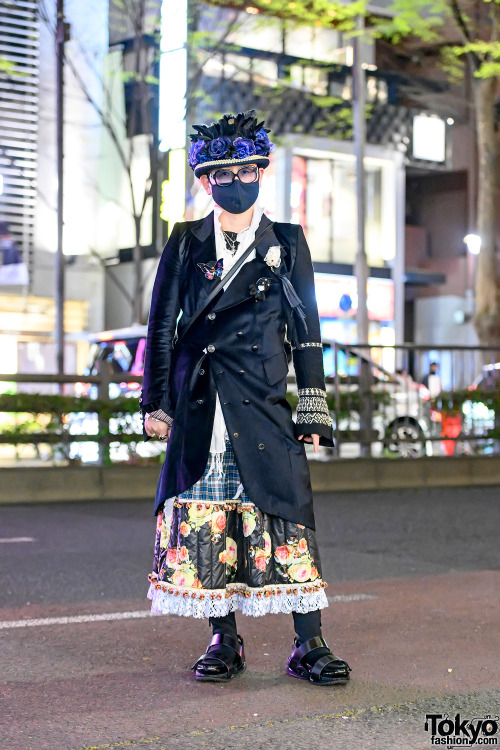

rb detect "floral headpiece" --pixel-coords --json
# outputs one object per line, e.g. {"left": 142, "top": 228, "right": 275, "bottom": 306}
{"left": 188, "top": 110, "right": 275, "bottom": 178}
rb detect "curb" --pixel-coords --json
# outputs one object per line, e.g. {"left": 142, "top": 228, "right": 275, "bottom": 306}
{"left": 1, "top": 455, "right": 500, "bottom": 504}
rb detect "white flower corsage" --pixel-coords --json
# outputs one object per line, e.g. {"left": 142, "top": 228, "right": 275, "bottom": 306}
{"left": 264, "top": 245, "right": 282, "bottom": 270}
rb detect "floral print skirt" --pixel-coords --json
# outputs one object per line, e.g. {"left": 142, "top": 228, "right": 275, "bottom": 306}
{"left": 147, "top": 440, "right": 328, "bottom": 619}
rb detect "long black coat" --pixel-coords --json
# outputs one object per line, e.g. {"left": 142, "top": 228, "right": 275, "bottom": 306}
{"left": 141, "top": 211, "right": 333, "bottom": 530}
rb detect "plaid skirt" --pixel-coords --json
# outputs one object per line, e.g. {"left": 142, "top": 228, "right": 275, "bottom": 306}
{"left": 147, "top": 440, "right": 328, "bottom": 619}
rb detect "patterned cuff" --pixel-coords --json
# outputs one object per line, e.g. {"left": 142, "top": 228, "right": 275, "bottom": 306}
{"left": 296, "top": 387, "right": 331, "bottom": 428}
{"left": 297, "top": 341, "right": 323, "bottom": 350}
{"left": 147, "top": 409, "right": 174, "bottom": 426}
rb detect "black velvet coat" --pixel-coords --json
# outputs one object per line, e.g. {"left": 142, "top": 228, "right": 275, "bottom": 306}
{"left": 141, "top": 211, "right": 333, "bottom": 530}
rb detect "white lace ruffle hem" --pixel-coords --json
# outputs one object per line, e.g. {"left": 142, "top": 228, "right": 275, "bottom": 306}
{"left": 147, "top": 581, "right": 329, "bottom": 619}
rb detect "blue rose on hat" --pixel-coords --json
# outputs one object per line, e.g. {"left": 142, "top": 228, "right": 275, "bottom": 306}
{"left": 233, "top": 137, "right": 257, "bottom": 159}
{"left": 254, "top": 128, "right": 272, "bottom": 155}
{"left": 208, "top": 136, "right": 232, "bottom": 159}
{"left": 188, "top": 139, "right": 208, "bottom": 169}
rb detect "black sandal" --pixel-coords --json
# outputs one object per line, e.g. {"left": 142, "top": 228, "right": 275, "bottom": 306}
{"left": 287, "top": 636, "right": 351, "bottom": 686}
{"left": 191, "top": 633, "right": 246, "bottom": 683}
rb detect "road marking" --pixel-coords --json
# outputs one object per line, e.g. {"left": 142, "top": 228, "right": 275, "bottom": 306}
{"left": 0, "top": 610, "right": 154, "bottom": 630}
{"left": 0, "top": 595, "right": 377, "bottom": 631}
{"left": 0, "top": 536, "right": 35, "bottom": 543}
{"left": 327, "top": 593, "right": 378, "bottom": 602}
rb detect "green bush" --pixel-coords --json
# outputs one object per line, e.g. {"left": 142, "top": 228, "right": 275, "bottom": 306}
{"left": 0, "top": 388, "right": 391, "bottom": 454}
{"left": 0, "top": 392, "right": 145, "bottom": 464}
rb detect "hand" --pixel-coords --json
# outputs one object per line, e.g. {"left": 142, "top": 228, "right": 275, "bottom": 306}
{"left": 145, "top": 417, "right": 171, "bottom": 441}
{"left": 298, "top": 433, "right": 320, "bottom": 453}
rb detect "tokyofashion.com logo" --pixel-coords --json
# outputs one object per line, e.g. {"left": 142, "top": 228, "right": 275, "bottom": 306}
{"left": 425, "top": 713, "right": 499, "bottom": 746}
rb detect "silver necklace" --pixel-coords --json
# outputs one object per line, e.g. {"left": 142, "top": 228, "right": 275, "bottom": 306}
{"left": 221, "top": 228, "right": 239, "bottom": 256}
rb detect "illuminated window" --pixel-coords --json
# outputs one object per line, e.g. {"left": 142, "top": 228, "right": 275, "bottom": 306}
{"left": 292, "top": 153, "right": 394, "bottom": 267}
{"left": 412, "top": 115, "right": 446, "bottom": 163}
{"left": 159, "top": 0, "right": 187, "bottom": 152}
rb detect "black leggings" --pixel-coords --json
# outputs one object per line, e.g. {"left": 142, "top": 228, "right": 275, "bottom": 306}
{"left": 209, "top": 609, "right": 322, "bottom": 644}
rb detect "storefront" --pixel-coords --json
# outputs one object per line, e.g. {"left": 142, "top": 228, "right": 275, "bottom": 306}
{"left": 0, "top": 292, "right": 89, "bottom": 395}
{"left": 315, "top": 273, "right": 394, "bottom": 341}
{"left": 288, "top": 149, "right": 396, "bottom": 268}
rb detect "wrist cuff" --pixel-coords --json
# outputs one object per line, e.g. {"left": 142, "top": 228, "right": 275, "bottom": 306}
{"left": 147, "top": 409, "right": 174, "bottom": 426}
{"left": 296, "top": 388, "right": 331, "bottom": 429}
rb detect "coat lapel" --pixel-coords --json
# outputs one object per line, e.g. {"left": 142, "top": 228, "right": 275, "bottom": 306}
{"left": 190, "top": 211, "right": 217, "bottom": 301}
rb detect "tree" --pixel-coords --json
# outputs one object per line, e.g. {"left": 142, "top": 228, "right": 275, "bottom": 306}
{"left": 209, "top": 0, "right": 500, "bottom": 346}
{"left": 375, "top": 0, "right": 500, "bottom": 347}
{"left": 35, "top": 0, "right": 249, "bottom": 325}
{"left": 35, "top": 0, "right": 162, "bottom": 324}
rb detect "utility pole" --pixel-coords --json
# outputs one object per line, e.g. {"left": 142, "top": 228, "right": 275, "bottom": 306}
{"left": 55, "top": 0, "right": 65, "bottom": 375}
{"left": 352, "top": 16, "right": 372, "bottom": 456}
{"left": 353, "top": 15, "right": 369, "bottom": 346}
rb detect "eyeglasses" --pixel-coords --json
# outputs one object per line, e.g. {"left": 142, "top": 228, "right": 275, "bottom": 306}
{"left": 209, "top": 165, "right": 259, "bottom": 187}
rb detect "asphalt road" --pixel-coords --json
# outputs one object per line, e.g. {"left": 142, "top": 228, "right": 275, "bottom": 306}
{"left": 1, "top": 486, "right": 499, "bottom": 750}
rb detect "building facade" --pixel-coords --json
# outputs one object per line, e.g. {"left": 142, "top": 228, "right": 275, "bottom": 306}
{"left": 0, "top": 0, "right": 109, "bottom": 379}
{"left": 0, "top": 0, "right": 484, "bottom": 383}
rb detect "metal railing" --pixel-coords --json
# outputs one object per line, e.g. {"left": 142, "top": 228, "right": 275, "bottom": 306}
{"left": 0, "top": 367, "right": 144, "bottom": 465}
{"left": 320, "top": 343, "right": 500, "bottom": 459}
{"left": 1, "top": 342, "right": 500, "bottom": 464}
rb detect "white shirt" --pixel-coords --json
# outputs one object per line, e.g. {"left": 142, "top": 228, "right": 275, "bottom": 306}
{"left": 427, "top": 373, "right": 442, "bottom": 399}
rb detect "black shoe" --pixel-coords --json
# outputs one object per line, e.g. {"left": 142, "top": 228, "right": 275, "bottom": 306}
{"left": 191, "top": 633, "right": 246, "bottom": 683}
{"left": 287, "top": 636, "right": 351, "bottom": 686}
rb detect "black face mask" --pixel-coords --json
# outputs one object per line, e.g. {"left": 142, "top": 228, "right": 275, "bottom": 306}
{"left": 211, "top": 179, "right": 260, "bottom": 214}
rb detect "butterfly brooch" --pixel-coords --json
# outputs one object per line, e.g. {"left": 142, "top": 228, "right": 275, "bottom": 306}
{"left": 197, "top": 259, "right": 223, "bottom": 280}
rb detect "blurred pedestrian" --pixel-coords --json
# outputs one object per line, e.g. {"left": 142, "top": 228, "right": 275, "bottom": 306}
{"left": 0, "top": 221, "right": 21, "bottom": 265}
{"left": 423, "top": 361, "right": 442, "bottom": 398}
{"left": 0, "top": 221, "right": 29, "bottom": 286}
{"left": 395, "top": 368, "right": 414, "bottom": 383}
{"left": 140, "top": 110, "right": 351, "bottom": 686}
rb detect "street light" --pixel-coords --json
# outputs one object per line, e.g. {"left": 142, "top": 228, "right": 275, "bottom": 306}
{"left": 464, "top": 233, "right": 481, "bottom": 255}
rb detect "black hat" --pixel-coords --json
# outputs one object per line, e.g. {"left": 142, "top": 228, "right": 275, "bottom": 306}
{"left": 188, "top": 110, "right": 274, "bottom": 178}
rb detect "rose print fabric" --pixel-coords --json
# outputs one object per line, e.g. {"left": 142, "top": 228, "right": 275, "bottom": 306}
{"left": 147, "top": 441, "right": 328, "bottom": 619}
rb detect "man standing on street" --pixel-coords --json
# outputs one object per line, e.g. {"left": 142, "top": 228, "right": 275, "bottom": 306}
{"left": 140, "top": 110, "right": 352, "bottom": 687}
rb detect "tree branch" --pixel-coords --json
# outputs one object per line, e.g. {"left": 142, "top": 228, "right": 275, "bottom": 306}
{"left": 0, "top": 145, "right": 54, "bottom": 210}
{"left": 489, "top": 0, "right": 499, "bottom": 49}
{"left": 448, "top": 0, "right": 481, "bottom": 70}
